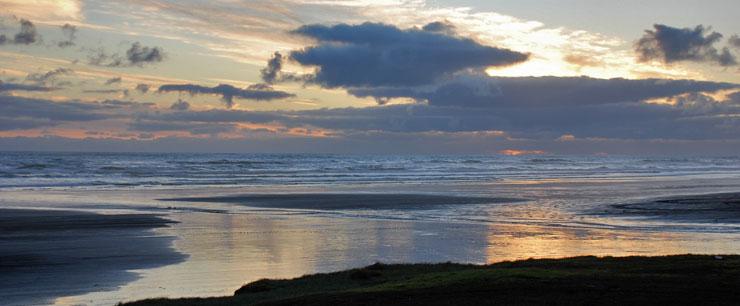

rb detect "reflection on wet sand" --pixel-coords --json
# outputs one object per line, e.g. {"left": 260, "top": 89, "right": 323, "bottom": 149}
{"left": 65, "top": 212, "right": 491, "bottom": 305}
{"left": 485, "top": 223, "right": 739, "bottom": 263}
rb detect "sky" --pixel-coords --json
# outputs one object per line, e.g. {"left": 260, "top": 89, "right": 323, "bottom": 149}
{"left": 1, "top": 0, "right": 740, "bottom": 155}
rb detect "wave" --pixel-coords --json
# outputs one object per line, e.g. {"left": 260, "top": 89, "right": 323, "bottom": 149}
{"left": 527, "top": 158, "right": 572, "bottom": 163}
{"left": 99, "top": 166, "right": 127, "bottom": 171}
{"left": 344, "top": 165, "right": 407, "bottom": 171}
{"left": 17, "top": 163, "right": 49, "bottom": 170}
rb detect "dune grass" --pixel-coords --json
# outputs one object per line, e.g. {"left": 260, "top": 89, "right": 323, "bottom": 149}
{"left": 122, "top": 255, "right": 740, "bottom": 305}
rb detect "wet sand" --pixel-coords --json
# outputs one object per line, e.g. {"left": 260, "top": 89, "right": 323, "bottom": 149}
{"left": 608, "top": 192, "right": 740, "bottom": 222}
{"left": 160, "top": 193, "right": 525, "bottom": 210}
{"left": 0, "top": 209, "right": 185, "bottom": 306}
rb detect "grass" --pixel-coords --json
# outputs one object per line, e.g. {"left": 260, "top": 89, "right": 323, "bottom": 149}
{"left": 122, "top": 255, "right": 740, "bottom": 305}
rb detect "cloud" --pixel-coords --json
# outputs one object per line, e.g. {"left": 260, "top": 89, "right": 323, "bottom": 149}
{"left": 105, "top": 77, "right": 122, "bottom": 85}
{"left": 0, "top": 81, "right": 55, "bottom": 92}
{"left": 129, "top": 119, "right": 236, "bottom": 135}
{"left": 635, "top": 24, "right": 738, "bottom": 67}
{"left": 83, "top": 89, "right": 123, "bottom": 94}
{"left": 169, "top": 99, "right": 190, "bottom": 111}
{"left": 0, "top": 18, "right": 41, "bottom": 46}
{"left": 421, "top": 20, "right": 456, "bottom": 35}
{"left": 25, "top": 68, "right": 73, "bottom": 86}
{"left": 58, "top": 23, "right": 77, "bottom": 48}
{"left": 4, "top": 132, "right": 740, "bottom": 155}
{"left": 261, "top": 52, "right": 283, "bottom": 84}
{"left": 0, "top": 95, "right": 107, "bottom": 130}
{"left": 126, "top": 42, "right": 164, "bottom": 66}
{"left": 0, "top": 0, "right": 83, "bottom": 24}
{"left": 259, "top": 51, "right": 313, "bottom": 84}
{"left": 348, "top": 74, "right": 739, "bottom": 108}
{"left": 3, "top": 82, "right": 740, "bottom": 153}
{"left": 563, "top": 53, "right": 604, "bottom": 68}
{"left": 13, "top": 19, "right": 40, "bottom": 45}
{"left": 135, "top": 84, "right": 150, "bottom": 93}
{"left": 88, "top": 42, "right": 166, "bottom": 67}
{"left": 287, "top": 22, "right": 529, "bottom": 88}
{"left": 498, "top": 149, "right": 546, "bottom": 156}
{"left": 132, "top": 81, "right": 740, "bottom": 141}
{"left": 730, "top": 35, "right": 740, "bottom": 49}
{"left": 157, "top": 83, "right": 295, "bottom": 108}
{"left": 98, "top": 99, "right": 155, "bottom": 109}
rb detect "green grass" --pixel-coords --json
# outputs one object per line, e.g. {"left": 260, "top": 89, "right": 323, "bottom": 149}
{"left": 122, "top": 255, "right": 740, "bottom": 305}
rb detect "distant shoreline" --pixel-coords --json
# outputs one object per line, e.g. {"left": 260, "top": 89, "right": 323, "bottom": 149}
{"left": 122, "top": 254, "right": 740, "bottom": 306}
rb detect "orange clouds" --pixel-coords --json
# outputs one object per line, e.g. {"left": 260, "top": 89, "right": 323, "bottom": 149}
{"left": 498, "top": 149, "right": 546, "bottom": 156}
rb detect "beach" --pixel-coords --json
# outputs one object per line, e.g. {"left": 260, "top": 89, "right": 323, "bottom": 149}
{"left": 2, "top": 153, "right": 740, "bottom": 305}
{"left": 0, "top": 209, "right": 184, "bottom": 306}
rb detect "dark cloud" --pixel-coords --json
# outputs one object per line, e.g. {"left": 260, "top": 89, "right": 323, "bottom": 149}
{"left": 0, "top": 95, "right": 107, "bottom": 130}
{"left": 421, "top": 21, "right": 456, "bottom": 35}
{"left": 14, "top": 19, "right": 40, "bottom": 45}
{"left": 259, "top": 52, "right": 312, "bottom": 84}
{"left": 83, "top": 89, "right": 123, "bottom": 94}
{"left": 635, "top": 24, "right": 738, "bottom": 66}
{"left": 134, "top": 74, "right": 740, "bottom": 141}
{"left": 88, "top": 48, "right": 121, "bottom": 66}
{"left": 158, "top": 83, "right": 295, "bottom": 108}
{"left": 0, "top": 81, "right": 55, "bottom": 92}
{"left": 25, "top": 68, "right": 73, "bottom": 86}
{"left": 349, "top": 74, "right": 739, "bottom": 108}
{"left": 58, "top": 23, "right": 77, "bottom": 48}
{"left": 135, "top": 84, "right": 151, "bottom": 93}
{"left": 0, "top": 19, "right": 41, "bottom": 46}
{"left": 261, "top": 52, "right": 283, "bottom": 84}
{"left": 138, "top": 108, "right": 281, "bottom": 124}
{"left": 126, "top": 42, "right": 164, "bottom": 66}
{"left": 170, "top": 99, "right": 190, "bottom": 111}
{"left": 288, "top": 22, "right": 529, "bottom": 88}
{"left": 729, "top": 35, "right": 740, "bottom": 49}
{"left": 99, "top": 99, "right": 155, "bottom": 109}
{"left": 129, "top": 119, "right": 236, "bottom": 135}
{"left": 0, "top": 94, "right": 158, "bottom": 130}
{"left": 88, "top": 42, "right": 165, "bottom": 67}
{"left": 105, "top": 77, "right": 122, "bottom": 85}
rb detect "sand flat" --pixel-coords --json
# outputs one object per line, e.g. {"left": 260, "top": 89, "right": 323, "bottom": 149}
{"left": 609, "top": 192, "right": 740, "bottom": 222}
{"left": 160, "top": 193, "right": 525, "bottom": 210}
{"left": 0, "top": 209, "right": 185, "bottom": 306}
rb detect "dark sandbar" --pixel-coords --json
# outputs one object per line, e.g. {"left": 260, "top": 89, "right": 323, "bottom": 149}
{"left": 0, "top": 209, "right": 185, "bottom": 306}
{"left": 608, "top": 192, "right": 740, "bottom": 222}
{"left": 160, "top": 193, "right": 525, "bottom": 210}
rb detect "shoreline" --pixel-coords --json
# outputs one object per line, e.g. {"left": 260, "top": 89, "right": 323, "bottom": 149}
{"left": 122, "top": 254, "right": 740, "bottom": 305}
{"left": 160, "top": 193, "right": 526, "bottom": 210}
{"left": 0, "top": 209, "right": 185, "bottom": 306}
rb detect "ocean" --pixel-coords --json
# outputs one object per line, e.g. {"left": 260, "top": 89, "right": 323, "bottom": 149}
{"left": 3, "top": 152, "right": 740, "bottom": 190}
{"left": 2, "top": 152, "right": 740, "bottom": 305}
